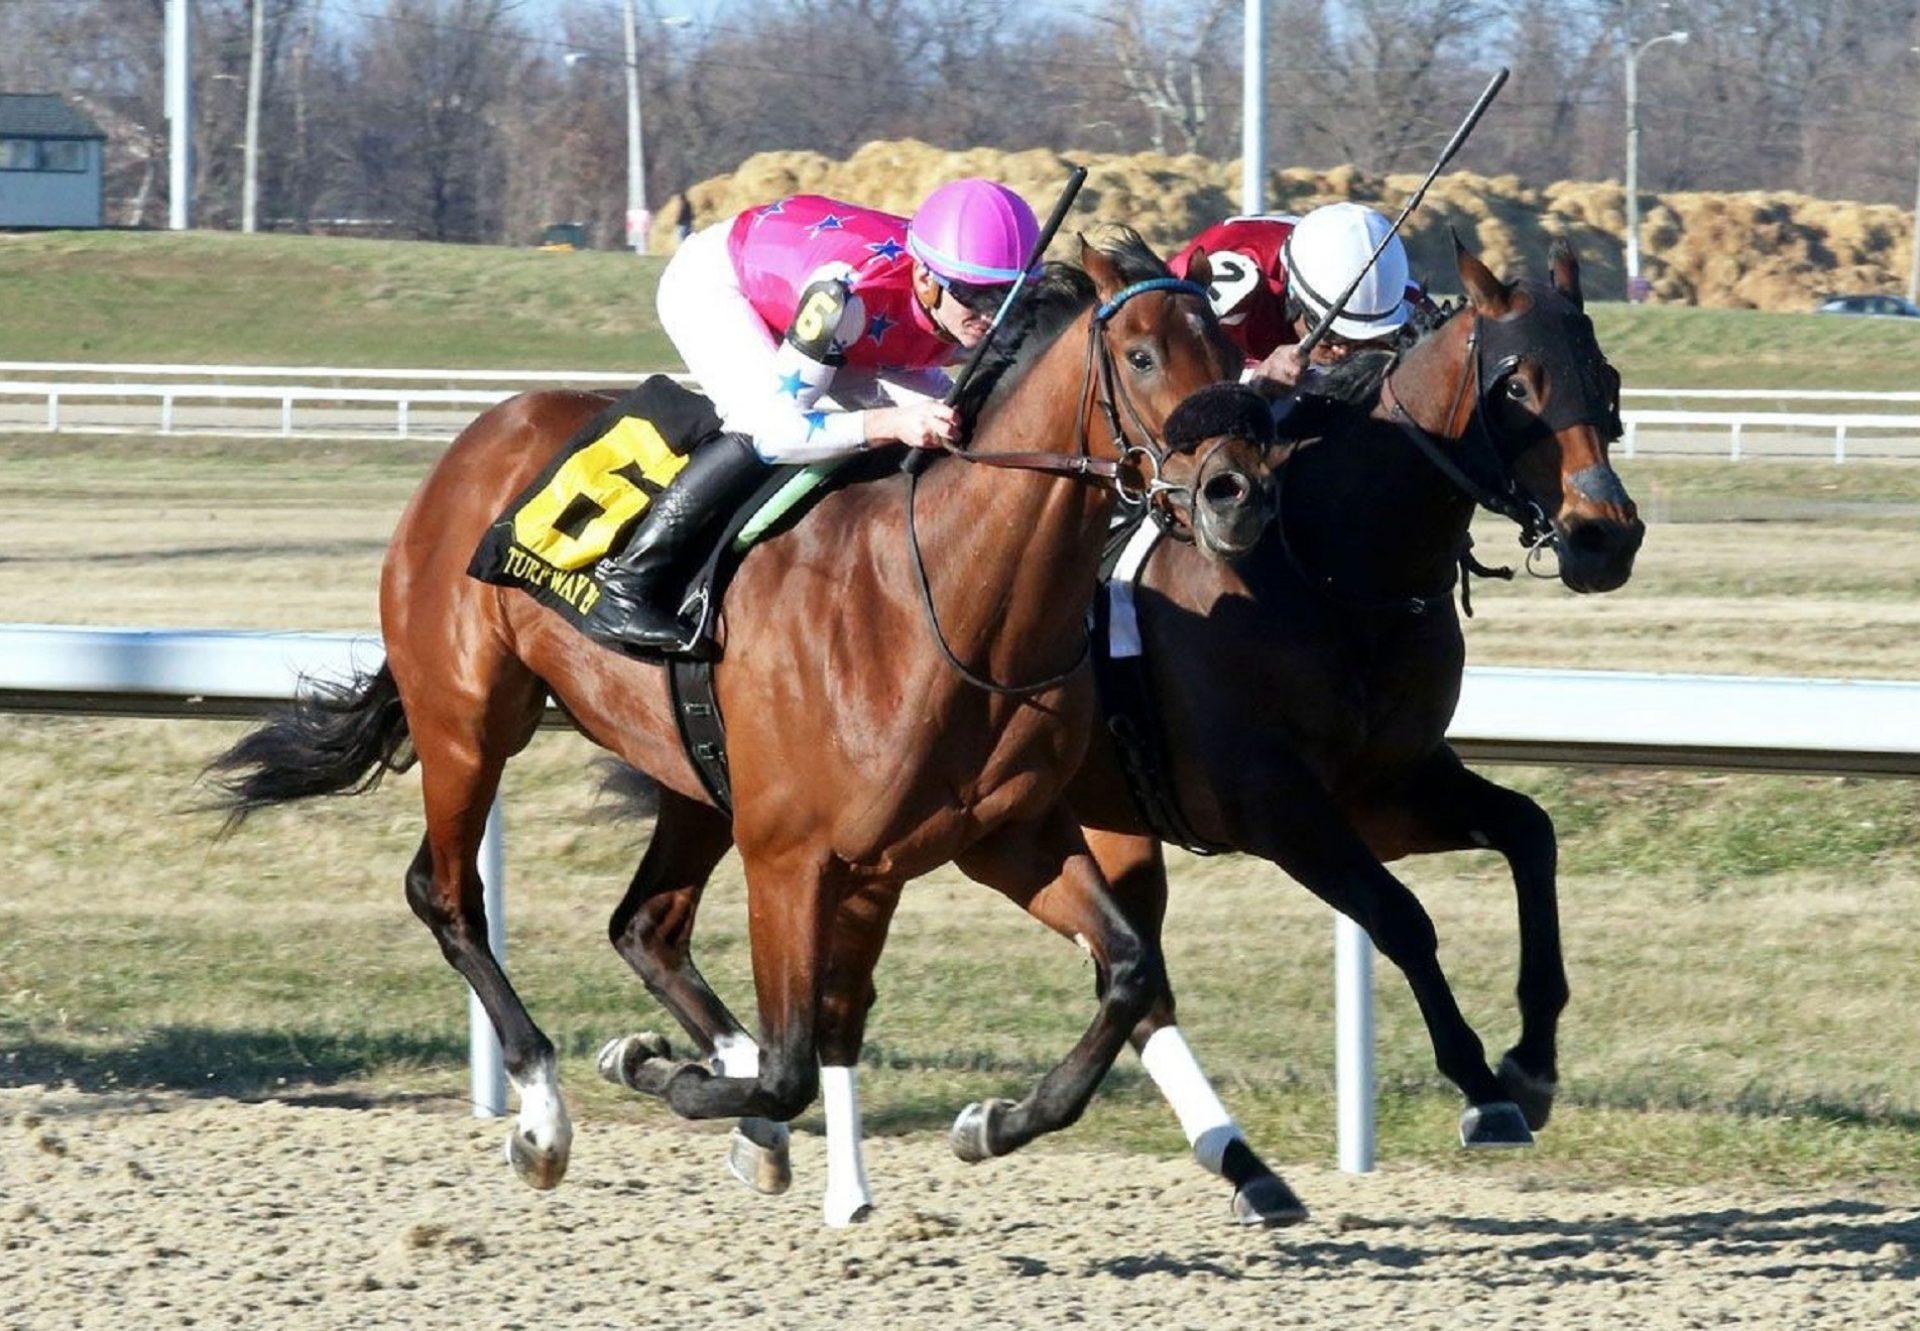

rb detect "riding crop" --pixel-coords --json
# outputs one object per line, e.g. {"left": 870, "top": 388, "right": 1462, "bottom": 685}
{"left": 1294, "top": 66, "right": 1510, "bottom": 362}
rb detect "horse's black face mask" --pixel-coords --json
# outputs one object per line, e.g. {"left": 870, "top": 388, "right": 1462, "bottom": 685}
{"left": 1478, "top": 285, "right": 1624, "bottom": 452}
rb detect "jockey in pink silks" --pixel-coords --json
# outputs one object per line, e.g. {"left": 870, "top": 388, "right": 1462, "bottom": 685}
{"left": 586, "top": 178, "right": 1042, "bottom": 654}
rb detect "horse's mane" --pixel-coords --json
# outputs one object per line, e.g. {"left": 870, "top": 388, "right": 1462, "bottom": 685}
{"left": 952, "top": 226, "right": 1171, "bottom": 433}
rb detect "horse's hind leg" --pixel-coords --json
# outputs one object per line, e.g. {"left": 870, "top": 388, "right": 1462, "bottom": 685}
{"left": 1349, "top": 745, "right": 1566, "bottom": 1131}
{"left": 948, "top": 809, "right": 1161, "bottom": 1161}
{"left": 402, "top": 678, "right": 570, "bottom": 1188}
{"left": 615, "top": 846, "right": 839, "bottom": 1125}
{"left": 1083, "top": 828, "right": 1307, "bottom": 1227}
{"left": 596, "top": 789, "right": 792, "bottom": 1194}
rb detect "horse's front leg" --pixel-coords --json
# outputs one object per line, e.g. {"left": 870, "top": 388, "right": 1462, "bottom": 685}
{"left": 948, "top": 808, "right": 1161, "bottom": 1161}
{"left": 1224, "top": 750, "right": 1532, "bottom": 1147}
{"left": 803, "top": 881, "right": 906, "bottom": 1227}
{"left": 1349, "top": 744, "right": 1566, "bottom": 1131}
{"left": 1081, "top": 827, "right": 1307, "bottom": 1227}
{"left": 594, "top": 788, "right": 793, "bottom": 1194}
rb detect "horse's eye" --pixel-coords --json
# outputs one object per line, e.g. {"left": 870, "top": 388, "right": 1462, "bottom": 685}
{"left": 1504, "top": 377, "right": 1530, "bottom": 401}
{"left": 1126, "top": 348, "right": 1155, "bottom": 372}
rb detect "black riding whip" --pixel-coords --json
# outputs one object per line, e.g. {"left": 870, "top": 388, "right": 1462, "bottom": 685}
{"left": 1294, "top": 66, "right": 1509, "bottom": 362}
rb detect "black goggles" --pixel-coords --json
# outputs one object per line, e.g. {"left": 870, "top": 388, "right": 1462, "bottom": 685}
{"left": 933, "top": 273, "right": 1015, "bottom": 317}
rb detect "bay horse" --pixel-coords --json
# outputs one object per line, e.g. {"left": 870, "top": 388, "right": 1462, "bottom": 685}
{"left": 207, "top": 232, "right": 1274, "bottom": 1194}
{"left": 604, "top": 238, "right": 1643, "bottom": 1226}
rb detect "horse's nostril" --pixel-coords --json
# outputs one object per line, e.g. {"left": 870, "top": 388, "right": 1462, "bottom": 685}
{"left": 1202, "top": 472, "right": 1251, "bottom": 509}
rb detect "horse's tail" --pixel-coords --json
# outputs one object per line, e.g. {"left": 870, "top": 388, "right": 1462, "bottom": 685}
{"left": 203, "top": 664, "right": 415, "bottom": 834}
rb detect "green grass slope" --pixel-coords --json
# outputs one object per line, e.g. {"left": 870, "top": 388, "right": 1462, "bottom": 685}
{"left": 8, "top": 229, "right": 1920, "bottom": 390}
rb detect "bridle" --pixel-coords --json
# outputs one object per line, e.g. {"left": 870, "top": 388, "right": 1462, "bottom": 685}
{"left": 1275, "top": 296, "right": 1621, "bottom": 616}
{"left": 906, "top": 275, "right": 1216, "bottom": 696}
{"left": 1380, "top": 310, "right": 1557, "bottom": 554}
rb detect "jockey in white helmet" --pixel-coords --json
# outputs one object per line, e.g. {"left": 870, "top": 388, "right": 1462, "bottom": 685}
{"left": 1167, "top": 201, "right": 1432, "bottom": 391}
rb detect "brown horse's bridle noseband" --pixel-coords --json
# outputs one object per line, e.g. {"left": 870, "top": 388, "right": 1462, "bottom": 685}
{"left": 907, "top": 276, "right": 1215, "bottom": 696}
{"left": 1378, "top": 311, "right": 1556, "bottom": 554}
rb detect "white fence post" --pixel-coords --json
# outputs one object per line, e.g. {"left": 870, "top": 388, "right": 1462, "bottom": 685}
{"left": 1335, "top": 916, "right": 1377, "bottom": 1174}
{"left": 1730, "top": 421, "right": 1742, "bottom": 460}
{"left": 470, "top": 798, "right": 508, "bottom": 1117}
{"left": 47, "top": 390, "right": 59, "bottom": 432}
{"left": 1835, "top": 423, "right": 1848, "bottom": 464}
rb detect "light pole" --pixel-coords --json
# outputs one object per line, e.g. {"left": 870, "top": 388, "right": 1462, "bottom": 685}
{"left": 1242, "top": 0, "right": 1265, "bottom": 215}
{"left": 1909, "top": 48, "right": 1920, "bottom": 304}
{"left": 567, "top": 7, "right": 688, "bottom": 255}
{"left": 620, "top": 0, "right": 647, "bottom": 254}
{"left": 1624, "top": 28, "right": 1688, "bottom": 301}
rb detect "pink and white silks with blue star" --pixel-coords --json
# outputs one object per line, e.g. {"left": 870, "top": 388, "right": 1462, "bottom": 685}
{"left": 654, "top": 195, "right": 959, "bottom": 463}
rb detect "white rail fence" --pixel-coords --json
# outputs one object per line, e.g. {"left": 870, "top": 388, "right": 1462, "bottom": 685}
{"left": 5, "top": 622, "right": 1920, "bottom": 1172}
{"left": 5, "top": 365, "right": 1920, "bottom": 459}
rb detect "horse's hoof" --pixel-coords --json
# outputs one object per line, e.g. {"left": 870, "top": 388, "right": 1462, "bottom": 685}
{"left": 824, "top": 1201, "right": 874, "bottom": 1228}
{"left": 726, "top": 1125, "right": 792, "bottom": 1196}
{"left": 950, "top": 1098, "right": 1013, "bottom": 1164}
{"left": 504, "top": 1127, "right": 570, "bottom": 1190}
{"left": 1231, "top": 1174, "right": 1309, "bottom": 1228}
{"left": 1497, "top": 1053, "right": 1557, "bottom": 1131}
{"left": 1460, "top": 1100, "right": 1534, "bottom": 1149}
{"left": 596, "top": 1031, "right": 673, "bottom": 1091}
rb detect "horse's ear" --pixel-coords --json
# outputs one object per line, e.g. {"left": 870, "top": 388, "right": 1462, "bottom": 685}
{"left": 1185, "top": 245, "right": 1214, "bottom": 293}
{"left": 1549, "top": 237, "right": 1584, "bottom": 310}
{"left": 1451, "top": 227, "right": 1510, "bottom": 316}
{"left": 1078, "top": 233, "right": 1126, "bottom": 301}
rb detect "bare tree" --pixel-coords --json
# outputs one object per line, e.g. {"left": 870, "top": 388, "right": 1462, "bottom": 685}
{"left": 346, "top": 0, "right": 529, "bottom": 241}
{"left": 1089, "top": 0, "right": 1239, "bottom": 157}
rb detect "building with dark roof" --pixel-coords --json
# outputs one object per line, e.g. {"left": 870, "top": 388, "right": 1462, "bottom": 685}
{"left": 0, "top": 93, "right": 107, "bottom": 228}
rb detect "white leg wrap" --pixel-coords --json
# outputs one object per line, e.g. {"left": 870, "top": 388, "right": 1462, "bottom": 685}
{"left": 1140, "top": 1026, "right": 1240, "bottom": 1176}
{"left": 819, "top": 1065, "right": 874, "bottom": 1227}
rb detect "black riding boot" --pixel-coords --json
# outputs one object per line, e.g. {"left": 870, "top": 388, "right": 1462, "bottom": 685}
{"left": 584, "top": 432, "right": 768, "bottom": 654}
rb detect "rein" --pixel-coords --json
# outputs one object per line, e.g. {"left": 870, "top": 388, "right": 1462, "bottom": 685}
{"left": 906, "top": 276, "right": 1209, "bottom": 696}
{"left": 1380, "top": 313, "right": 1554, "bottom": 549}
{"left": 1272, "top": 310, "right": 1558, "bottom": 617}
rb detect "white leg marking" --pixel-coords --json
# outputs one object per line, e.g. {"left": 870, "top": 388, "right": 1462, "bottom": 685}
{"left": 820, "top": 1065, "right": 874, "bottom": 1227}
{"left": 710, "top": 1032, "right": 762, "bottom": 1078}
{"left": 715, "top": 1035, "right": 791, "bottom": 1158}
{"left": 1140, "top": 1026, "right": 1240, "bottom": 1176}
{"left": 510, "top": 1061, "right": 574, "bottom": 1158}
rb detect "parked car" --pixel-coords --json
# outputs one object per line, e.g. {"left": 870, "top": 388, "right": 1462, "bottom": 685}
{"left": 1813, "top": 293, "right": 1920, "bottom": 318}
{"left": 536, "top": 222, "right": 589, "bottom": 252}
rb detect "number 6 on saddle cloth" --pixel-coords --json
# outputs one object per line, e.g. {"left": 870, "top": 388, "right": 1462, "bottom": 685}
{"left": 474, "top": 374, "right": 833, "bottom": 637}
{"left": 468, "top": 376, "right": 729, "bottom": 625}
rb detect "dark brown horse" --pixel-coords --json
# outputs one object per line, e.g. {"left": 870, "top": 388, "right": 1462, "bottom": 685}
{"left": 609, "top": 239, "right": 1643, "bottom": 1226}
{"left": 207, "top": 232, "right": 1273, "bottom": 1194}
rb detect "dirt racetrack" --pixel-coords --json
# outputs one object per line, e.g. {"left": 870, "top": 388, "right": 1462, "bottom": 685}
{"left": 4, "top": 1086, "right": 1915, "bottom": 1331}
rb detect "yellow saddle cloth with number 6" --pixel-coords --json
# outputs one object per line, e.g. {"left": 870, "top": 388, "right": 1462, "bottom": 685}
{"left": 467, "top": 375, "right": 721, "bottom": 621}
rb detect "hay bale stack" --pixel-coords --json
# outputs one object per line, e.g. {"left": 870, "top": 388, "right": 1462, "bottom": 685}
{"left": 657, "top": 139, "right": 1916, "bottom": 311}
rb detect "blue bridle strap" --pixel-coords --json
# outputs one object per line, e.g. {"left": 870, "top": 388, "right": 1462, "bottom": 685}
{"left": 1094, "top": 278, "right": 1209, "bottom": 323}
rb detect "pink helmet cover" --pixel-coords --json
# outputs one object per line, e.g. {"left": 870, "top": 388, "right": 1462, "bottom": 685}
{"left": 907, "top": 179, "right": 1041, "bottom": 284}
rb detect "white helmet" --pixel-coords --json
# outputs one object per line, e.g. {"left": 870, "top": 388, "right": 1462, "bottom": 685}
{"left": 1281, "top": 202, "right": 1411, "bottom": 342}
